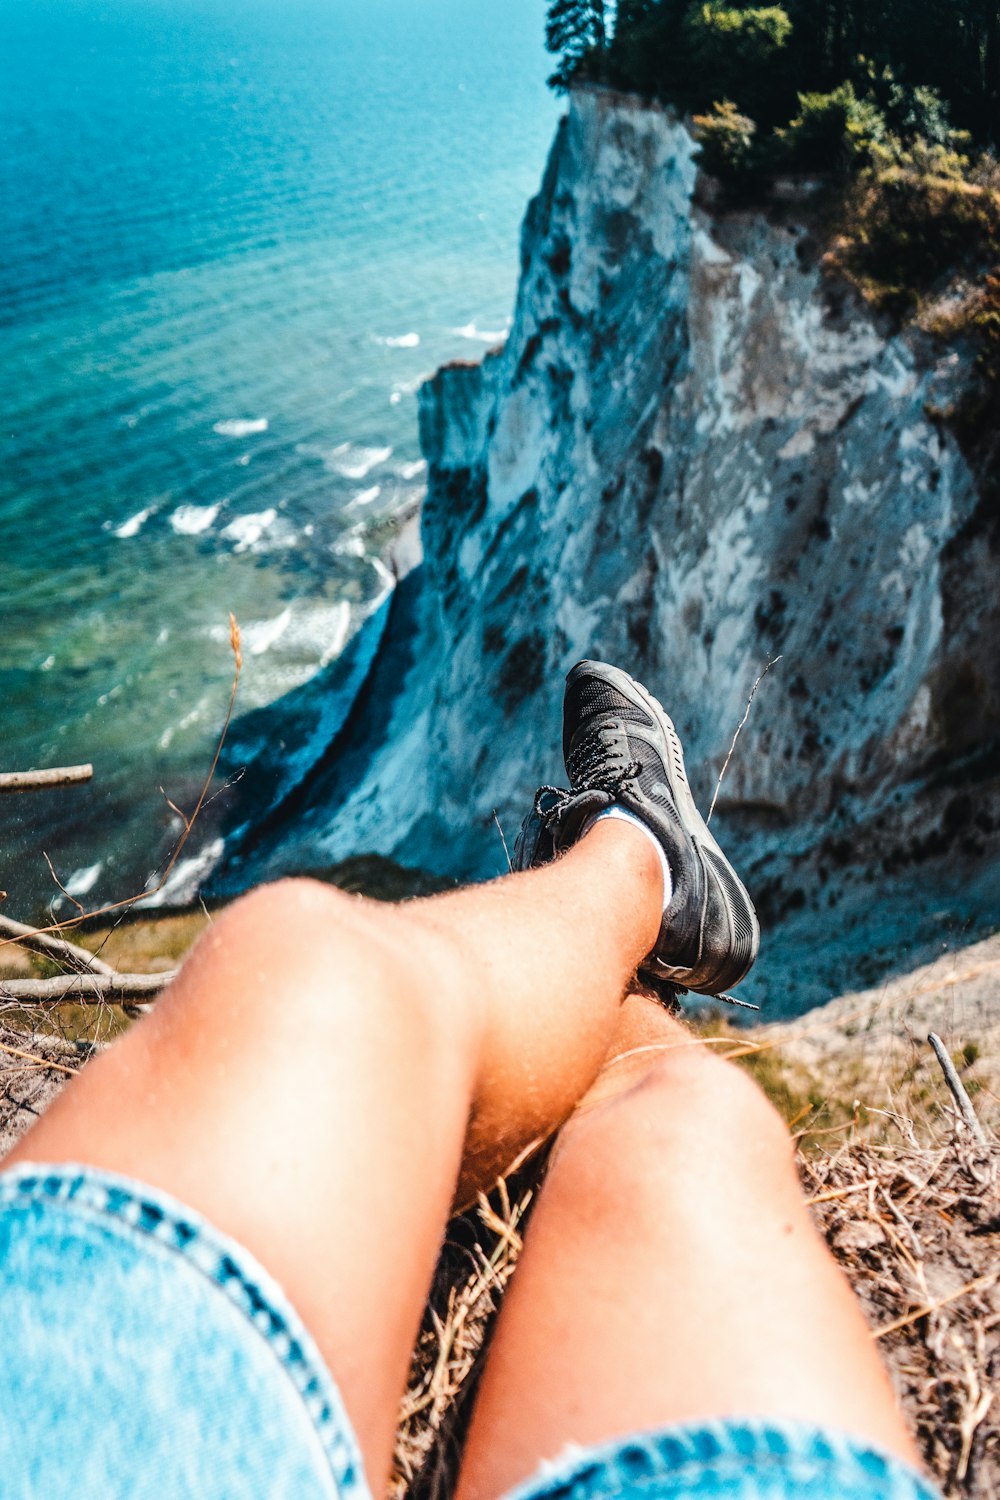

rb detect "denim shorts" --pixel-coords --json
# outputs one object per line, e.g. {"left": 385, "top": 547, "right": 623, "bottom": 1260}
{"left": 0, "top": 1164, "right": 941, "bottom": 1500}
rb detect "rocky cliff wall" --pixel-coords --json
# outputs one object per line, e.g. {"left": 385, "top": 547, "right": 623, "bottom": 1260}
{"left": 216, "top": 88, "right": 1000, "bottom": 1012}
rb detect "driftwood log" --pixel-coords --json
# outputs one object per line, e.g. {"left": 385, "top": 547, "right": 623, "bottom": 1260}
{"left": 0, "top": 915, "right": 116, "bottom": 976}
{"left": 0, "top": 972, "right": 174, "bottom": 1003}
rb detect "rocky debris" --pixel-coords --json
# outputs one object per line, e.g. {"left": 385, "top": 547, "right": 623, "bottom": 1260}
{"left": 0, "top": 1024, "right": 83, "bottom": 1158}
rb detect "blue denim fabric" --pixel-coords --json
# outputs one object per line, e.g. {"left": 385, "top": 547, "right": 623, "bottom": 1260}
{"left": 509, "top": 1422, "right": 942, "bottom": 1500}
{"left": 0, "top": 1164, "right": 942, "bottom": 1500}
{"left": 0, "top": 1164, "right": 369, "bottom": 1499}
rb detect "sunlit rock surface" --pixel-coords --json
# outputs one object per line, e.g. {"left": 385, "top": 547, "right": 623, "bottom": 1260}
{"left": 215, "top": 88, "right": 999, "bottom": 1013}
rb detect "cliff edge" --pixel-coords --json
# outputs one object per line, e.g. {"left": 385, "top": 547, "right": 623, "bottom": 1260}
{"left": 215, "top": 89, "right": 1000, "bottom": 1013}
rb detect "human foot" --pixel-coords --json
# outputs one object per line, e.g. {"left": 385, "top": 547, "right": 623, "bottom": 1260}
{"left": 515, "top": 661, "right": 759, "bottom": 998}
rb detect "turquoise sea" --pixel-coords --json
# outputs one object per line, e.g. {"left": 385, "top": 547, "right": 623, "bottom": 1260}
{"left": 0, "top": 0, "right": 558, "bottom": 915}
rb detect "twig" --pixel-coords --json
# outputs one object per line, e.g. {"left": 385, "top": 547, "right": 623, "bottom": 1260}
{"left": 0, "top": 972, "right": 176, "bottom": 1002}
{"left": 879, "top": 1182, "right": 924, "bottom": 1260}
{"left": 0, "top": 915, "right": 116, "bottom": 977}
{"left": 927, "top": 1032, "right": 988, "bottom": 1146}
{"left": 957, "top": 1384, "right": 992, "bottom": 1484}
{"left": 804, "top": 1178, "right": 877, "bottom": 1206}
{"left": 492, "top": 811, "right": 513, "bottom": 874}
{"left": 0, "top": 1040, "right": 77, "bottom": 1078}
{"left": 0, "top": 765, "right": 93, "bottom": 794}
{"left": 42, "top": 851, "right": 86, "bottom": 917}
{"left": 873, "top": 1269, "right": 1000, "bottom": 1339}
{"left": 160, "top": 787, "right": 192, "bottom": 833}
{"left": 862, "top": 1104, "right": 919, "bottom": 1149}
{"left": 707, "top": 656, "right": 781, "bottom": 824}
{"left": 713, "top": 990, "right": 760, "bottom": 1011}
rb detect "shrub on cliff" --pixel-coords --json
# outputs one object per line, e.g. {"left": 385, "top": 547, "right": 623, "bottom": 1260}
{"left": 691, "top": 98, "right": 758, "bottom": 178}
{"left": 547, "top": 0, "right": 999, "bottom": 170}
{"left": 774, "top": 82, "right": 887, "bottom": 173}
{"left": 825, "top": 147, "right": 1000, "bottom": 327}
{"left": 545, "top": 0, "right": 612, "bottom": 90}
{"left": 547, "top": 0, "right": 1000, "bottom": 380}
{"left": 549, "top": 0, "right": 1000, "bottom": 150}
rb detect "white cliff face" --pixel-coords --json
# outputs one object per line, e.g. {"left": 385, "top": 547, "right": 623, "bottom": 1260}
{"left": 218, "top": 88, "right": 1000, "bottom": 1011}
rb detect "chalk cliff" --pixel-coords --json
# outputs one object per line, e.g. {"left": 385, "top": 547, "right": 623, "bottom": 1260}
{"left": 215, "top": 88, "right": 1000, "bottom": 1012}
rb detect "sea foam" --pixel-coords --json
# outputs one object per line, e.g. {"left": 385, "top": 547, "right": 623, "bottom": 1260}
{"left": 114, "top": 506, "right": 153, "bottom": 539}
{"left": 450, "top": 321, "right": 509, "bottom": 343}
{"left": 349, "top": 485, "right": 381, "bottom": 508}
{"left": 64, "top": 863, "right": 102, "bottom": 898}
{"left": 138, "top": 838, "right": 225, "bottom": 908}
{"left": 170, "top": 503, "right": 219, "bottom": 536}
{"left": 221, "top": 508, "right": 277, "bottom": 553}
{"left": 213, "top": 417, "right": 269, "bottom": 438}
{"left": 242, "top": 605, "right": 293, "bottom": 657}
{"left": 327, "top": 443, "right": 393, "bottom": 480}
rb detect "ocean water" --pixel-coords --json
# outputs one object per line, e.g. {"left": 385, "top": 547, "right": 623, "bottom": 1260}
{"left": 0, "top": 0, "right": 558, "bottom": 915}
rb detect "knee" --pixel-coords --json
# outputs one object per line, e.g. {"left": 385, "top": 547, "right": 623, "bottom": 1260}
{"left": 196, "top": 878, "right": 480, "bottom": 1055}
{"left": 186, "top": 877, "right": 402, "bottom": 1007}
{"left": 232, "top": 875, "right": 358, "bottom": 931}
{"left": 648, "top": 1042, "right": 793, "bottom": 1163}
{"left": 213, "top": 877, "right": 367, "bottom": 966}
{"left": 554, "top": 1042, "right": 795, "bottom": 1223}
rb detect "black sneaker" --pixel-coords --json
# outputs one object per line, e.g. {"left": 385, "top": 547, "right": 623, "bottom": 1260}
{"left": 516, "top": 660, "right": 760, "bottom": 1000}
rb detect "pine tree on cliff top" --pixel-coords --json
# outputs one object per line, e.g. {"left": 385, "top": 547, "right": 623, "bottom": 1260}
{"left": 546, "top": 0, "right": 613, "bottom": 90}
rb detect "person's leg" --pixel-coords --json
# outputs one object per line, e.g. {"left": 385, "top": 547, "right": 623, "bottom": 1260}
{"left": 455, "top": 993, "right": 920, "bottom": 1500}
{"left": 4, "top": 819, "right": 661, "bottom": 1492}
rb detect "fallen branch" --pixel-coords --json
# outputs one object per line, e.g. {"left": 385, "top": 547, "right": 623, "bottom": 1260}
{"left": 0, "top": 971, "right": 176, "bottom": 1003}
{"left": 804, "top": 1178, "right": 877, "bottom": 1207}
{"left": 0, "top": 915, "right": 116, "bottom": 977}
{"left": 0, "top": 765, "right": 93, "bottom": 794}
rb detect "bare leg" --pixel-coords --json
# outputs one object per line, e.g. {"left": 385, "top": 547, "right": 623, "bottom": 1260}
{"left": 456, "top": 995, "right": 920, "bottom": 1500}
{"left": 4, "top": 821, "right": 661, "bottom": 1492}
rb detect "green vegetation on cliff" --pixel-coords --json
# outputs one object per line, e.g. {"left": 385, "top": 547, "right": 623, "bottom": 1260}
{"left": 546, "top": 1, "right": 1000, "bottom": 365}
{"left": 547, "top": 1, "right": 1000, "bottom": 148}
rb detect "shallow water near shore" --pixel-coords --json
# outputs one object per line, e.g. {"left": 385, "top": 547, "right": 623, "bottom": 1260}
{"left": 0, "top": 0, "right": 558, "bottom": 915}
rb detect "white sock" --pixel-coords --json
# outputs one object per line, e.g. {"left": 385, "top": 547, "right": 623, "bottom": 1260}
{"left": 583, "top": 805, "right": 673, "bottom": 912}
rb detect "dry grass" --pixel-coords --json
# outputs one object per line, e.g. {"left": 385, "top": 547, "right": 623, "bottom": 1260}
{"left": 802, "top": 1140, "right": 998, "bottom": 1494}
{"left": 392, "top": 1173, "right": 541, "bottom": 1500}
{"left": 74, "top": 910, "right": 213, "bottom": 973}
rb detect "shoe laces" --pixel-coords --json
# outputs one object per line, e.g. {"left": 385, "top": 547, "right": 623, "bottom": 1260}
{"left": 566, "top": 721, "right": 642, "bottom": 797}
{"left": 534, "top": 722, "right": 642, "bottom": 824}
{"left": 535, "top": 725, "right": 759, "bottom": 1015}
